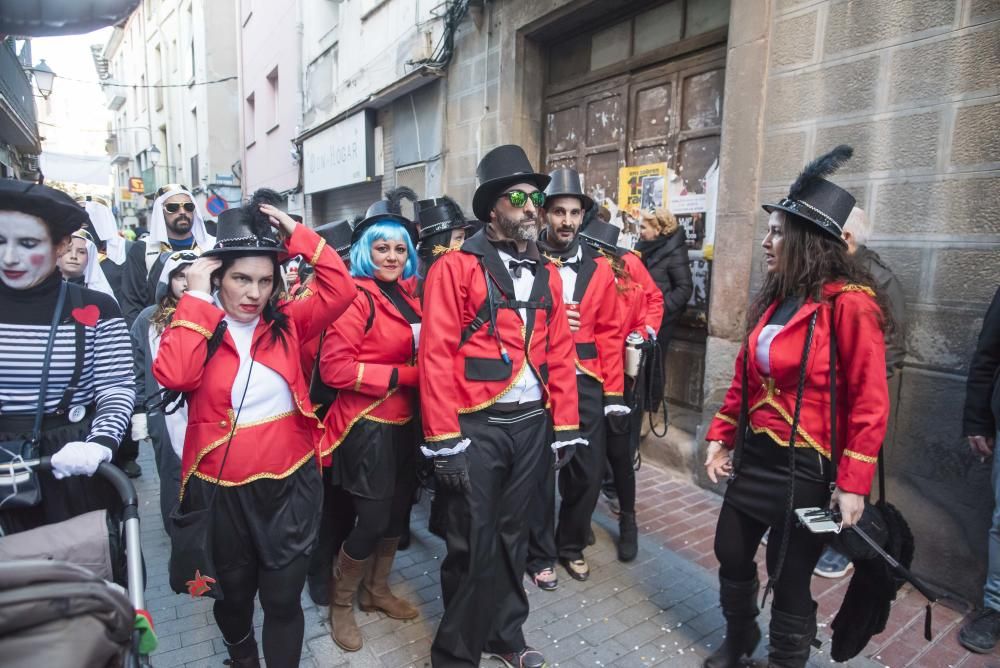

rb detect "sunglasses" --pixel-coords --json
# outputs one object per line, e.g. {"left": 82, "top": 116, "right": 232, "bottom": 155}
{"left": 500, "top": 190, "right": 546, "bottom": 208}
{"left": 163, "top": 202, "right": 196, "bottom": 214}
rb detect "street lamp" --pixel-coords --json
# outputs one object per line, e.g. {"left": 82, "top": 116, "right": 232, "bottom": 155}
{"left": 30, "top": 59, "right": 55, "bottom": 99}
{"left": 148, "top": 144, "right": 161, "bottom": 166}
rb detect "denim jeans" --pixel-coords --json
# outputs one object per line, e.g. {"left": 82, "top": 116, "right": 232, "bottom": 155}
{"left": 985, "top": 430, "right": 1000, "bottom": 611}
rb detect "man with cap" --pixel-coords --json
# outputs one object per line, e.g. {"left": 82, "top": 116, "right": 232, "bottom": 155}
{"left": 120, "top": 184, "right": 215, "bottom": 326}
{"left": 526, "top": 167, "right": 629, "bottom": 589}
{"left": 419, "top": 145, "right": 583, "bottom": 668}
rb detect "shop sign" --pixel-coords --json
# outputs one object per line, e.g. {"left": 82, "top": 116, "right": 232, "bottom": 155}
{"left": 303, "top": 111, "right": 374, "bottom": 194}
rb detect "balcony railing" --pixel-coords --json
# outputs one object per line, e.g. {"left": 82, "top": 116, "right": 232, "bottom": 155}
{"left": 0, "top": 39, "right": 39, "bottom": 152}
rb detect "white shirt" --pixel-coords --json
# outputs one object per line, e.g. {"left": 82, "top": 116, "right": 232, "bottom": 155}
{"left": 756, "top": 324, "right": 783, "bottom": 376}
{"left": 554, "top": 246, "right": 585, "bottom": 377}
{"left": 494, "top": 248, "right": 543, "bottom": 404}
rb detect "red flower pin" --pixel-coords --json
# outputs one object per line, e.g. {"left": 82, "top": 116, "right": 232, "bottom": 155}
{"left": 186, "top": 569, "right": 217, "bottom": 597}
{"left": 71, "top": 305, "right": 100, "bottom": 327}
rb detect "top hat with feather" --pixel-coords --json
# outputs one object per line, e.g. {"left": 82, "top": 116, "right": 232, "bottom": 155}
{"left": 353, "top": 187, "right": 419, "bottom": 245}
{"left": 472, "top": 145, "right": 551, "bottom": 223}
{"left": 202, "top": 189, "right": 284, "bottom": 256}
{"left": 762, "top": 145, "right": 856, "bottom": 244}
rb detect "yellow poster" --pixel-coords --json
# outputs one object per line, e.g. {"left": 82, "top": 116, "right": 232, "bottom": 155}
{"left": 617, "top": 162, "right": 667, "bottom": 219}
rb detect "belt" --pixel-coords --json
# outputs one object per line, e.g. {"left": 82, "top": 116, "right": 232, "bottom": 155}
{"left": 486, "top": 400, "right": 544, "bottom": 415}
{"left": 0, "top": 407, "right": 95, "bottom": 434}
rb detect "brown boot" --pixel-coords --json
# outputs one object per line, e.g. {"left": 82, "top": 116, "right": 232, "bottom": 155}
{"left": 358, "top": 537, "right": 419, "bottom": 620}
{"left": 328, "top": 547, "right": 368, "bottom": 652}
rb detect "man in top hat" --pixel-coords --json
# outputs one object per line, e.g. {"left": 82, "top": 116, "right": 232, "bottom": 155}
{"left": 120, "top": 184, "right": 215, "bottom": 326}
{"left": 527, "top": 167, "right": 629, "bottom": 589}
{"left": 419, "top": 145, "right": 583, "bottom": 668}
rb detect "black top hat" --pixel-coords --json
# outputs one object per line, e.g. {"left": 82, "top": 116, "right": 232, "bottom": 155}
{"left": 353, "top": 187, "right": 418, "bottom": 245}
{"left": 579, "top": 219, "right": 620, "bottom": 254}
{"left": 0, "top": 180, "right": 88, "bottom": 241}
{"left": 315, "top": 219, "right": 354, "bottom": 261}
{"left": 416, "top": 197, "right": 470, "bottom": 241}
{"left": 472, "top": 145, "right": 551, "bottom": 223}
{"left": 544, "top": 167, "right": 593, "bottom": 212}
{"left": 762, "top": 145, "right": 855, "bottom": 243}
{"left": 202, "top": 206, "right": 282, "bottom": 257}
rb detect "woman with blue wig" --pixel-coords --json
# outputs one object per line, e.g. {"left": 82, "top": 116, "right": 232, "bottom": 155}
{"left": 317, "top": 190, "right": 423, "bottom": 652}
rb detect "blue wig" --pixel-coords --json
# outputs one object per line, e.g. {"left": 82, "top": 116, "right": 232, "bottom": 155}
{"left": 349, "top": 220, "right": 419, "bottom": 280}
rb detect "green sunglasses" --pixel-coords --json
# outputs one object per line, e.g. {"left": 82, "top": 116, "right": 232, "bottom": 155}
{"left": 500, "top": 189, "right": 546, "bottom": 208}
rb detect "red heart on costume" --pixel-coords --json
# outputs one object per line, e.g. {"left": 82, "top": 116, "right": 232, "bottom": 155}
{"left": 71, "top": 304, "right": 100, "bottom": 327}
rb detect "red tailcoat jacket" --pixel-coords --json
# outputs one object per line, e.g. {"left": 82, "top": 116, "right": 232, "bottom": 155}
{"left": 623, "top": 250, "right": 664, "bottom": 337}
{"left": 705, "top": 283, "right": 889, "bottom": 495}
{"left": 319, "top": 278, "right": 422, "bottom": 457}
{"left": 418, "top": 233, "right": 581, "bottom": 450}
{"left": 153, "top": 225, "right": 355, "bottom": 498}
{"left": 542, "top": 244, "right": 625, "bottom": 403}
{"left": 615, "top": 254, "right": 649, "bottom": 340}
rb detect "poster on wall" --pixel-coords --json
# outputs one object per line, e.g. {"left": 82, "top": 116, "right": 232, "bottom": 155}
{"left": 617, "top": 163, "right": 668, "bottom": 219}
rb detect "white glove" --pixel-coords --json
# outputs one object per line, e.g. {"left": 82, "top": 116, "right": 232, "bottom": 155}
{"left": 51, "top": 441, "right": 113, "bottom": 480}
{"left": 604, "top": 405, "right": 631, "bottom": 416}
{"left": 130, "top": 413, "right": 149, "bottom": 441}
{"left": 646, "top": 325, "right": 657, "bottom": 341}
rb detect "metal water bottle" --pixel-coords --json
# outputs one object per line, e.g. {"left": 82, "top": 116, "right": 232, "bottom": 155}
{"left": 624, "top": 331, "right": 644, "bottom": 378}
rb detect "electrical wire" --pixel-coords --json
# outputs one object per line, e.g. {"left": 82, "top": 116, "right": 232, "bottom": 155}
{"left": 52, "top": 72, "right": 237, "bottom": 88}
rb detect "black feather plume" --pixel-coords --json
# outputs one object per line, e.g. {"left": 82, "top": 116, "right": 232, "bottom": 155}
{"left": 247, "top": 188, "right": 284, "bottom": 240}
{"left": 384, "top": 186, "right": 418, "bottom": 214}
{"left": 788, "top": 145, "right": 853, "bottom": 199}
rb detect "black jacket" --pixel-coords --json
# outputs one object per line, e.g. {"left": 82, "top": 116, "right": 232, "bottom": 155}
{"left": 636, "top": 231, "right": 693, "bottom": 331}
{"left": 855, "top": 245, "right": 907, "bottom": 374}
{"left": 964, "top": 286, "right": 1000, "bottom": 437}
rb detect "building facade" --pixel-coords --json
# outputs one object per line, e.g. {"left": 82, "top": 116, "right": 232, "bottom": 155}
{"left": 0, "top": 37, "right": 41, "bottom": 181}
{"left": 236, "top": 0, "right": 302, "bottom": 203}
{"left": 100, "top": 0, "right": 241, "bottom": 224}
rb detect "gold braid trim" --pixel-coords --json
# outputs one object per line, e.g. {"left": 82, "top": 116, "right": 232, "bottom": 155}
{"left": 840, "top": 283, "right": 876, "bottom": 298}
{"left": 575, "top": 359, "right": 604, "bottom": 383}
{"left": 319, "top": 389, "right": 399, "bottom": 456}
{"left": 425, "top": 431, "right": 462, "bottom": 443}
{"left": 191, "top": 449, "right": 315, "bottom": 486}
{"left": 542, "top": 253, "right": 564, "bottom": 268}
{"left": 843, "top": 449, "right": 878, "bottom": 464}
{"left": 432, "top": 243, "right": 461, "bottom": 256}
{"left": 458, "top": 362, "right": 527, "bottom": 414}
{"left": 170, "top": 319, "right": 214, "bottom": 339}
{"left": 354, "top": 363, "right": 365, "bottom": 392}
{"left": 310, "top": 238, "right": 328, "bottom": 266}
{"left": 554, "top": 424, "right": 580, "bottom": 432}
{"left": 750, "top": 424, "right": 831, "bottom": 459}
{"left": 714, "top": 412, "right": 738, "bottom": 427}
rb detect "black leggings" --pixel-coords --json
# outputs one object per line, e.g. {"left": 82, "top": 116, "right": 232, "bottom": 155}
{"left": 713, "top": 502, "right": 827, "bottom": 616}
{"left": 213, "top": 554, "right": 311, "bottom": 665}
{"left": 343, "top": 484, "right": 413, "bottom": 559}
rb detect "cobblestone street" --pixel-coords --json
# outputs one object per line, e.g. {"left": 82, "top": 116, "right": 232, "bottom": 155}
{"left": 135, "top": 443, "right": 993, "bottom": 668}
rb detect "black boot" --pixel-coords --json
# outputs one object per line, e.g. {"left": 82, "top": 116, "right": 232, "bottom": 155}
{"left": 703, "top": 575, "right": 761, "bottom": 668}
{"left": 223, "top": 631, "right": 260, "bottom": 667}
{"left": 767, "top": 604, "right": 817, "bottom": 668}
{"left": 617, "top": 511, "right": 638, "bottom": 562}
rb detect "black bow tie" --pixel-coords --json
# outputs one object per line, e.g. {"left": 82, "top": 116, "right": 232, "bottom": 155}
{"left": 563, "top": 258, "right": 582, "bottom": 272}
{"left": 508, "top": 258, "right": 536, "bottom": 278}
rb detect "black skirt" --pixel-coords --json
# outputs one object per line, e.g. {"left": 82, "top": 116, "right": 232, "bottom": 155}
{"left": 724, "top": 431, "right": 832, "bottom": 527}
{"left": 330, "top": 418, "right": 416, "bottom": 500}
{"left": 183, "top": 461, "right": 323, "bottom": 571}
{"left": 0, "top": 412, "right": 119, "bottom": 535}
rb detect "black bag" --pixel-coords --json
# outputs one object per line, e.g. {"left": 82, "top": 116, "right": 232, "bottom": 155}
{"left": 308, "top": 287, "right": 376, "bottom": 418}
{"left": 0, "top": 281, "right": 68, "bottom": 510}
{"left": 167, "top": 349, "right": 257, "bottom": 600}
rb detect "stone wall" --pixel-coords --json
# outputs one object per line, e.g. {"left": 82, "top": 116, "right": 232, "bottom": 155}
{"left": 704, "top": 0, "right": 1000, "bottom": 600}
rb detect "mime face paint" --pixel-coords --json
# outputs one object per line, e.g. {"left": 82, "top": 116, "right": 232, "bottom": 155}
{"left": 0, "top": 211, "right": 59, "bottom": 290}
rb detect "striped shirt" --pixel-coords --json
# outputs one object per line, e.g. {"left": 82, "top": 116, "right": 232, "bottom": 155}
{"left": 0, "top": 276, "right": 135, "bottom": 449}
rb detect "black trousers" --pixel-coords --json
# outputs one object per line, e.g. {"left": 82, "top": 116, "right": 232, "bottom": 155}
{"left": 527, "top": 375, "right": 605, "bottom": 571}
{"left": 431, "top": 404, "right": 550, "bottom": 667}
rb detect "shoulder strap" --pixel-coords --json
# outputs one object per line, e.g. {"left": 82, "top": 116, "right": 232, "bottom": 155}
{"left": 55, "top": 282, "right": 87, "bottom": 415}
{"left": 32, "top": 281, "right": 68, "bottom": 441}
{"left": 356, "top": 287, "right": 376, "bottom": 333}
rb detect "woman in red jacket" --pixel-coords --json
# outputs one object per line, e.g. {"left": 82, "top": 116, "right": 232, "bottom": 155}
{"left": 153, "top": 191, "right": 354, "bottom": 668}
{"left": 318, "top": 197, "right": 422, "bottom": 652}
{"left": 702, "top": 147, "right": 892, "bottom": 668}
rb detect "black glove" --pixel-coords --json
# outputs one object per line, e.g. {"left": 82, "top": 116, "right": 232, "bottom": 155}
{"left": 553, "top": 443, "right": 577, "bottom": 470}
{"left": 433, "top": 452, "right": 470, "bottom": 494}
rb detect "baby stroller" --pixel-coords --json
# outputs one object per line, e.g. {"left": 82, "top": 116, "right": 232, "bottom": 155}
{"left": 0, "top": 457, "right": 149, "bottom": 668}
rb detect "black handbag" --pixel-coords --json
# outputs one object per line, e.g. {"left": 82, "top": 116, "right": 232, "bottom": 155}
{"left": 167, "top": 350, "right": 256, "bottom": 600}
{"left": 0, "top": 281, "right": 68, "bottom": 510}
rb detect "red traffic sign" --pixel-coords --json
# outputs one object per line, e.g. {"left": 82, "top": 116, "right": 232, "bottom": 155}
{"left": 128, "top": 177, "right": 145, "bottom": 194}
{"left": 206, "top": 195, "right": 227, "bottom": 216}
